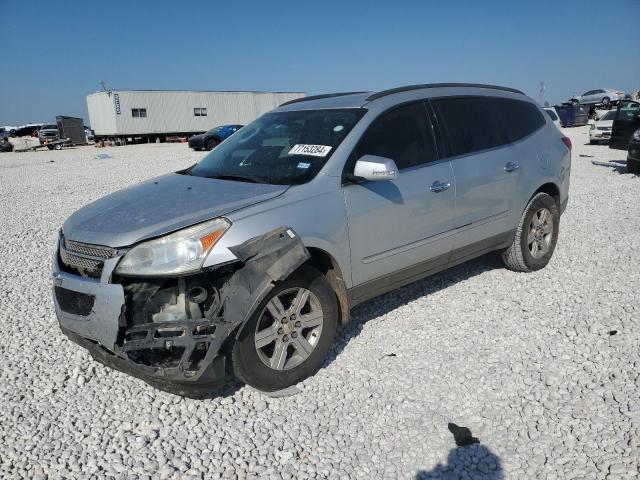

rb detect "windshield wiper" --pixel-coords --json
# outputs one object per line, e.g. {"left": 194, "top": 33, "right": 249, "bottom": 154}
{"left": 206, "top": 174, "right": 265, "bottom": 184}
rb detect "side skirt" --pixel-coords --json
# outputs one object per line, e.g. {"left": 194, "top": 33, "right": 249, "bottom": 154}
{"left": 348, "top": 230, "right": 514, "bottom": 307}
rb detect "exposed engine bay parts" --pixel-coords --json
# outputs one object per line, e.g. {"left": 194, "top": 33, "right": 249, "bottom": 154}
{"left": 55, "top": 226, "right": 310, "bottom": 397}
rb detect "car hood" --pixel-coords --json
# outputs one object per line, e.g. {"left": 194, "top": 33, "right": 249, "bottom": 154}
{"left": 63, "top": 173, "right": 288, "bottom": 247}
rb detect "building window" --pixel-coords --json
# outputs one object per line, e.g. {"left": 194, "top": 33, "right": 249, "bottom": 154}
{"left": 132, "top": 108, "right": 147, "bottom": 118}
{"left": 194, "top": 107, "right": 207, "bottom": 117}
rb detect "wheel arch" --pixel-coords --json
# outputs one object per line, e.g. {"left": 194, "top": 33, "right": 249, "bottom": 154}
{"left": 305, "top": 247, "right": 350, "bottom": 324}
{"left": 533, "top": 182, "right": 561, "bottom": 207}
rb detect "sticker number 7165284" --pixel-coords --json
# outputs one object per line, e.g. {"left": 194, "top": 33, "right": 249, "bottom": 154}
{"left": 288, "top": 144, "right": 332, "bottom": 157}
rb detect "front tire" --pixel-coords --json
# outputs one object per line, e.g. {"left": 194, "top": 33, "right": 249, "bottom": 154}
{"left": 232, "top": 266, "right": 338, "bottom": 391}
{"left": 502, "top": 192, "right": 560, "bottom": 272}
{"left": 206, "top": 138, "right": 219, "bottom": 151}
{"left": 628, "top": 158, "right": 640, "bottom": 174}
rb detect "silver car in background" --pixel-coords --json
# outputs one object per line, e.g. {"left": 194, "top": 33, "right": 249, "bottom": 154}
{"left": 544, "top": 107, "right": 562, "bottom": 129}
{"left": 52, "top": 83, "right": 571, "bottom": 395}
{"left": 589, "top": 110, "right": 616, "bottom": 144}
{"left": 571, "top": 88, "right": 626, "bottom": 106}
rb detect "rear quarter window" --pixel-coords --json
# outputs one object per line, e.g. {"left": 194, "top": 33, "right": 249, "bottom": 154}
{"left": 493, "top": 98, "right": 546, "bottom": 142}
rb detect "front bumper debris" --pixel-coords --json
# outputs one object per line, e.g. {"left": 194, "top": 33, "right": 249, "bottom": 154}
{"left": 53, "top": 226, "right": 310, "bottom": 397}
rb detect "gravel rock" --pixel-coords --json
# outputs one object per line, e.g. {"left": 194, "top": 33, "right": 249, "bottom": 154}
{"left": 0, "top": 128, "right": 638, "bottom": 478}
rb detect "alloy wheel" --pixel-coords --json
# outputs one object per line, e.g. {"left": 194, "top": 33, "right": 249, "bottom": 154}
{"left": 527, "top": 208, "right": 553, "bottom": 259}
{"left": 254, "top": 287, "right": 324, "bottom": 370}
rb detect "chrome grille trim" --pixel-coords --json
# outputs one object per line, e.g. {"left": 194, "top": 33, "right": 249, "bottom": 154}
{"left": 64, "top": 239, "right": 117, "bottom": 259}
{"left": 59, "top": 247, "right": 103, "bottom": 273}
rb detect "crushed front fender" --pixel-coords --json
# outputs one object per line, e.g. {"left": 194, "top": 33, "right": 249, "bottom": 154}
{"left": 55, "top": 226, "right": 310, "bottom": 397}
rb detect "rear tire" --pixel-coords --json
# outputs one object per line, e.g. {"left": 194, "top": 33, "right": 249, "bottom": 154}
{"left": 232, "top": 265, "right": 338, "bottom": 391}
{"left": 502, "top": 192, "right": 560, "bottom": 272}
{"left": 206, "top": 138, "right": 219, "bottom": 151}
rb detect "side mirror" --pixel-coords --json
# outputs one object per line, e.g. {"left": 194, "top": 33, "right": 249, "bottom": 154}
{"left": 353, "top": 155, "right": 399, "bottom": 181}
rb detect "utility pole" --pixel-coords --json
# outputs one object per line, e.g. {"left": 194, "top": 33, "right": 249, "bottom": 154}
{"left": 539, "top": 81, "right": 545, "bottom": 105}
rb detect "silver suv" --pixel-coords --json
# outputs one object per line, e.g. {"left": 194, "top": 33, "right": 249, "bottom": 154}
{"left": 53, "top": 84, "right": 571, "bottom": 395}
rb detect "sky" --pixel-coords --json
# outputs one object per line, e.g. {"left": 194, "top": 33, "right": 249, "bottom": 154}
{"left": 1, "top": 0, "right": 638, "bottom": 126}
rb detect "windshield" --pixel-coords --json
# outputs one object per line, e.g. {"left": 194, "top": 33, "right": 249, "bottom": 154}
{"left": 600, "top": 111, "right": 616, "bottom": 121}
{"left": 188, "top": 109, "right": 365, "bottom": 185}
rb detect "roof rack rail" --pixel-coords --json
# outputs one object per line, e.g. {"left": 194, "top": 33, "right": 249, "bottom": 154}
{"left": 279, "top": 91, "right": 367, "bottom": 107}
{"left": 366, "top": 83, "right": 524, "bottom": 102}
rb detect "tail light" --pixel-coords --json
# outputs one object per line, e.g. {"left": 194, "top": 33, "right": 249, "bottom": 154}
{"left": 562, "top": 137, "right": 572, "bottom": 151}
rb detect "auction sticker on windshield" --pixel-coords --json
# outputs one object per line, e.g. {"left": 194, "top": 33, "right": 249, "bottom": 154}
{"left": 289, "top": 144, "right": 332, "bottom": 157}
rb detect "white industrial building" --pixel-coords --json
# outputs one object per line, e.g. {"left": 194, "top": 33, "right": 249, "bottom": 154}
{"left": 86, "top": 90, "right": 305, "bottom": 141}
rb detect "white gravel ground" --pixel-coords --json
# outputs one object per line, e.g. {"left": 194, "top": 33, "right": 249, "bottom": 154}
{"left": 0, "top": 128, "right": 638, "bottom": 479}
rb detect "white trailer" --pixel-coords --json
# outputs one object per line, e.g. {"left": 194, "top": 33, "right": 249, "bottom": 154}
{"left": 87, "top": 90, "right": 305, "bottom": 142}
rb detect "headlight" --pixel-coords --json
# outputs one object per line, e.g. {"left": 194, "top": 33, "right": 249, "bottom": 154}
{"left": 633, "top": 129, "right": 640, "bottom": 141}
{"left": 590, "top": 124, "right": 595, "bottom": 130}
{"left": 115, "top": 218, "right": 230, "bottom": 276}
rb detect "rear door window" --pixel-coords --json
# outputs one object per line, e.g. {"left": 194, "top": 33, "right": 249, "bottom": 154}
{"left": 432, "top": 97, "right": 511, "bottom": 157}
{"left": 352, "top": 102, "right": 437, "bottom": 170}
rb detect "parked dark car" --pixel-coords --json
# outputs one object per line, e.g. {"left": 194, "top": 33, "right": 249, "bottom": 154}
{"left": 0, "top": 127, "right": 16, "bottom": 138}
{"left": 188, "top": 125, "right": 243, "bottom": 151}
{"left": 626, "top": 129, "right": 640, "bottom": 174}
{"left": 609, "top": 100, "right": 640, "bottom": 151}
{"left": 0, "top": 137, "right": 13, "bottom": 152}
{"left": 14, "top": 124, "right": 43, "bottom": 137}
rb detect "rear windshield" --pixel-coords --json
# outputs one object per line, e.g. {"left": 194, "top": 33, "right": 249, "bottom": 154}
{"left": 188, "top": 109, "right": 365, "bottom": 185}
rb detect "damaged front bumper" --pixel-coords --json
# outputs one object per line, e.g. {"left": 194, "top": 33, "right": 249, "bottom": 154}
{"left": 52, "top": 226, "right": 310, "bottom": 397}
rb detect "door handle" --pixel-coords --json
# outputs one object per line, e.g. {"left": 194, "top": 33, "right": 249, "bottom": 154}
{"left": 504, "top": 162, "right": 520, "bottom": 172}
{"left": 429, "top": 181, "right": 451, "bottom": 193}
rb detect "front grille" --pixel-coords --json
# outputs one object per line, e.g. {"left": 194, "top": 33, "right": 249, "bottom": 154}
{"left": 54, "top": 286, "right": 95, "bottom": 316}
{"left": 60, "top": 248, "right": 103, "bottom": 274}
{"left": 59, "top": 237, "right": 119, "bottom": 278}
{"left": 65, "top": 239, "right": 117, "bottom": 258}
